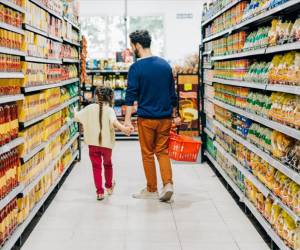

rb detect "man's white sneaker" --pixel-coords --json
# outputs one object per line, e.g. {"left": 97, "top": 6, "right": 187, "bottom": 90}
{"left": 132, "top": 188, "right": 159, "bottom": 199}
{"left": 159, "top": 183, "right": 174, "bottom": 202}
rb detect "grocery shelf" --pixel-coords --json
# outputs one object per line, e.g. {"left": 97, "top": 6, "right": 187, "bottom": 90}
{"left": 0, "top": 46, "right": 26, "bottom": 57}
{"left": 1, "top": 150, "right": 79, "bottom": 250}
{"left": 62, "top": 58, "right": 80, "bottom": 63}
{"left": 265, "top": 41, "right": 300, "bottom": 54}
{"left": 203, "top": 64, "right": 213, "bottom": 69}
{"left": 28, "top": 0, "right": 63, "bottom": 20}
{"left": 243, "top": 199, "right": 291, "bottom": 250}
{"left": 202, "top": 51, "right": 212, "bottom": 56}
{"left": 0, "top": 94, "right": 24, "bottom": 104}
{"left": 270, "top": 192, "right": 300, "bottom": 223}
{"left": 21, "top": 119, "right": 75, "bottom": 163}
{"left": 211, "top": 42, "right": 300, "bottom": 61}
{"left": 213, "top": 119, "right": 300, "bottom": 185}
{"left": 204, "top": 128, "right": 214, "bottom": 139}
{"left": 22, "top": 133, "right": 79, "bottom": 195}
{"left": 23, "top": 24, "right": 63, "bottom": 43}
{"left": 203, "top": 0, "right": 300, "bottom": 43}
{"left": 213, "top": 141, "right": 270, "bottom": 197}
{"left": 211, "top": 78, "right": 300, "bottom": 95}
{"left": 201, "top": 0, "right": 242, "bottom": 26}
{"left": 0, "top": 22, "right": 24, "bottom": 35}
{"left": 206, "top": 150, "right": 292, "bottom": 250}
{"left": 23, "top": 24, "right": 48, "bottom": 37}
{"left": 211, "top": 48, "right": 266, "bottom": 61}
{"left": 24, "top": 56, "right": 63, "bottom": 64}
{"left": 0, "top": 0, "right": 26, "bottom": 13}
{"left": 63, "top": 38, "right": 81, "bottom": 47}
{"left": 203, "top": 79, "right": 213, "bottom": 86}
{"left": 20, "top": 96, "right": 79, "bottom": 128}
{"left": 0, "top": 72, "right": 24, "bottom": 79}
{"left": 266, "top": 84, "right": 300, "bottom": 95}
{"left": 211, "top": 98, "right": 300, "bottom": 140}
{"left": 0, "top": 137, "right": 24, "bottom": 155}
{"left": 214, "top": 140, "right": 300, "bottom": 222}
{"left": 22, "top": 78, "right": 80, "bottom": 93}
{"left": 48, "top": 34, "right": 63, "bottom": 43}
{"left": 211, "top": 78, "right": 267, "bottom": 90}
{"left": 205, "top": 150, "right": 245, "bottom": 201}
{"left": 64, "top": 16, "right": 80, "bottom": 30}
{"left": 0, "top": 185, "right": 24, "bottom": 212}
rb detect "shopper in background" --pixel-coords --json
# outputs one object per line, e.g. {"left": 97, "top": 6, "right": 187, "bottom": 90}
{"left": 75, "top": 87, "right": 131, "bottom": 200}
{"left": 125, "top": 30, "right": 179, "bottom": 202}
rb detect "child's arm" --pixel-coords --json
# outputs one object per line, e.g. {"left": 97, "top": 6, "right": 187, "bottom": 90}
{"left": 113, "top": 120, "right": 131, "bottom": 136}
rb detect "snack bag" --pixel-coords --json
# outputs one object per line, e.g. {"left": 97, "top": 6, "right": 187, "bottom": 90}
{"left": 268, "top": 19, "right": 279, "bottom": 46}
{"left": 268, "top": 54, "right": 282, "bottom": 84}
{"left": 290, "top": 17, "right": 300, "bottom": 42}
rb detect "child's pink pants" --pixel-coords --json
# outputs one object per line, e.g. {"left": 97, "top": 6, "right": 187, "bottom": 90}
{"left": 88, "top": 145, "right": 113, "bottom": 195}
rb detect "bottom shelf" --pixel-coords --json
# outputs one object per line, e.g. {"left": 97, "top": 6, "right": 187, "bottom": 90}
{"left": 205, "top": 151, "right": 291, "bottom": 250}
{"left": 1, "top": 151, "right": 79, "bottom": 250}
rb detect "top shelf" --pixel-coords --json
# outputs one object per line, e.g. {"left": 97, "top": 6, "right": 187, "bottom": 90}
{"left": 202, "top": 0, "right": 300, "bottom": 43}
{"left": 201, "top": 0, "right": 241, "bottom": 27}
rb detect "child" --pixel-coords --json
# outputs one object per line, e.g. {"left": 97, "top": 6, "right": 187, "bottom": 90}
{"left": 75, "top": 87, "right": 131, "bottom": 200}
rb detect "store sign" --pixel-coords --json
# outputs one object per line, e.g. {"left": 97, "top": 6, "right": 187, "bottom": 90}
{"left": 176, "top": 13, "right": 193, "bottom": 19}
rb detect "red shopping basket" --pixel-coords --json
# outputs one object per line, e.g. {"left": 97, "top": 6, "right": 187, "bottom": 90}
{"left": 168, "top": 131, "right": 201, "bottom": 162}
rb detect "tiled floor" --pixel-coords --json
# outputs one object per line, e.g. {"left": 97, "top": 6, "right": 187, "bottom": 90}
{"left": 22, "top": 141, "right": 270, "bottom": 250}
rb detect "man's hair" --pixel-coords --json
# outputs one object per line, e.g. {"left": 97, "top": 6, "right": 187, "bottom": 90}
{"left": 129, "top": 30, "right": 152, "bottom": 48}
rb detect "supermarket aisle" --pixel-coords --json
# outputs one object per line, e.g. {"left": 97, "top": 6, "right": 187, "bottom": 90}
{"left": 22, "top": 141, "right": 269, "bottom": 250}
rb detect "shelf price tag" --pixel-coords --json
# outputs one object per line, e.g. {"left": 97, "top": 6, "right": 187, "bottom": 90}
{"left": 184, "top": 83, "right": 193, "bottom": 91}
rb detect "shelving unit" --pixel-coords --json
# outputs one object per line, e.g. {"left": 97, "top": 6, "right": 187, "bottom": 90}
{"left": 201, "top": 0, "right": 300, "bottom": 249}
{"left": 63, "top": 38, "right": 81, "bottom": 47}
{"left": 205, "top": 150, "right": 292, "bottom": 250}
{"left": 0, "top": 47, "right": 26, "bottom": 57}
{"left": 1, "top": 149, "right": 79, "bottom": 250}
{"left": 21, "top": 119, "right": 75, "bottom": 163}
{"left": 0, "top": 0, "right": 82, "bottom": 247}
{"left": 211, "top": 98, "right": 300, "bottom": 140}
{"left": 19, "top": 96, "right": 79, "bottom": 128}
{"left": 23, "top": 24, "right": 63, "bottom": 43}
{"left": 202, "top": 0, "right": 300, "bottom": 43}
{"left": 24, "top": 56, "right": 63, "bottom": 65}
{"left": 22, "top": 78, "right": 80, "bottom": 93}
{"left": 0, "top": 22, "right": 24, "bottom": 35}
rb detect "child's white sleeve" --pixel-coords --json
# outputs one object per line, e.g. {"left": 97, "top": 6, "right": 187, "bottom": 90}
{"left": 108, "top": 107, "right": 118, "bottom": 125}
{"left": 74, "top": 106, "right": 88, "bottom": 123}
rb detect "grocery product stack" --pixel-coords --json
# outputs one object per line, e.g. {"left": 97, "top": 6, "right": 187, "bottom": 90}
{"left": 0, "top": 0, "right": 81, "bottom": 248}
{"left": 85, "top": 58, "right": 139, "bottom": 140}
{"left": 201, "top": 0, "right": 300, "bottom": 249}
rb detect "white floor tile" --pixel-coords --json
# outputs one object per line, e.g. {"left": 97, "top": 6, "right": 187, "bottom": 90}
{"left": 21, "top": 142, "right": 268, "bottom": 250}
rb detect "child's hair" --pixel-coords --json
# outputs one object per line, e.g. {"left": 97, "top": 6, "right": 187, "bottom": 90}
{"left": 95, "top": 87, "right": 114, "bottom": 144}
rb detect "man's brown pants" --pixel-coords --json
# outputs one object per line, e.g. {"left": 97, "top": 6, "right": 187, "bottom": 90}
{"left": 138, "top": 118, "right": 173, "bottom": 192}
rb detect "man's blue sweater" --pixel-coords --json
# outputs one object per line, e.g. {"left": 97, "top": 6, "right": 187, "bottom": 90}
{"left": 125, "top": 56, "right": 177, "bottom": 119}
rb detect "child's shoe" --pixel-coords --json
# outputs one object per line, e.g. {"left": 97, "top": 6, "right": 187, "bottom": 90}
{"left": 106, "top": 181, "right": 116, "bottom": 195}
{"left": 97, "top": 194, "right": 105, "bottom": 200}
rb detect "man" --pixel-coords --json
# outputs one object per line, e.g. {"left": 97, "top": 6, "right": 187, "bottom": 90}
{"left": 124, "top": 30, "right": 179, "bottom": 202}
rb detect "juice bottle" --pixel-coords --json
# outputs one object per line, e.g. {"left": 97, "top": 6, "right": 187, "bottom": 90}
{"left": 3, "top": 105, "right": 11, "bottom": 144}
{"left": 0, "top": 106, "right": 5, "bottom": 146}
